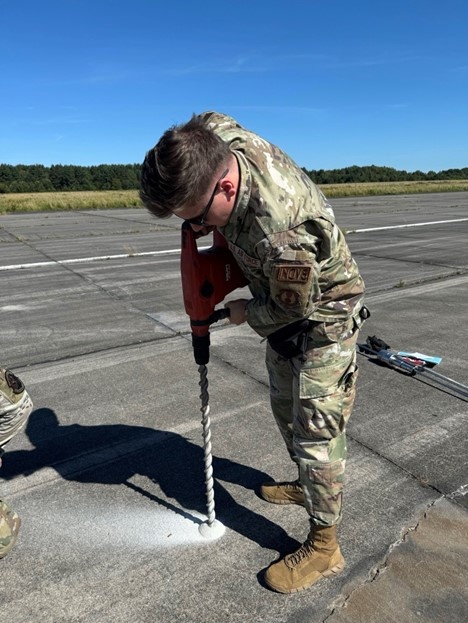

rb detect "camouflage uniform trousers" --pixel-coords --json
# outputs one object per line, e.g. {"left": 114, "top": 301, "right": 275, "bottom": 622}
{"left": 265, "top": 316, "right": 360, "bottom": 527}
{"left": 0, "top": 500, "right": 21, "bottom": 559}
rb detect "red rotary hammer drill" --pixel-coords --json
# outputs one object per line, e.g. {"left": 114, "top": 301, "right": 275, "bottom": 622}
{"left": 180, "top": 221, "right": 248, "bottom": 365}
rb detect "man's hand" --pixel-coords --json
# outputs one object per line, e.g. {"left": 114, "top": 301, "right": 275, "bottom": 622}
{"left": 225, "top": 299, "right": 249, "bottom": 325}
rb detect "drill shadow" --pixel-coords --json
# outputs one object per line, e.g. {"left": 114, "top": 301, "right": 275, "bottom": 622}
{"left": 2, "top": 408, "right": 299, "bottom": 554}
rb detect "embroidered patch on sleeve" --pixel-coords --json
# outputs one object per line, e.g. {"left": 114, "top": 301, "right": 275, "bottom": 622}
{"left": 5, "top": 370, "right": 24, "bottom": 394}
{"left": 277, "top": 289, "right": 300, "bottom": 307}
{"left": 275, "top": 265, "right": 311, "bottom": 284}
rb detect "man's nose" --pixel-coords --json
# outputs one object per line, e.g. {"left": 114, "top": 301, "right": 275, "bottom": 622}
{"left": 190, "top": 223, "right": 204, "bottom": 233}
{"left": 189, "top": 224, "right": 215, "bottom": 235}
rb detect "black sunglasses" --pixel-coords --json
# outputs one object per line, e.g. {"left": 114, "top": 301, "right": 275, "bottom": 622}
{"left": 184, "top": 168, "right": 229, "bottom": 226}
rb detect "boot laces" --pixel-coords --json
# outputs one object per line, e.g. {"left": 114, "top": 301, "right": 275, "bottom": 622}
{"left": 287, "top": 540, "right": 315, "bottom": 567}
{"left": 284, "top": 480, "right": 301, "bottom": 490}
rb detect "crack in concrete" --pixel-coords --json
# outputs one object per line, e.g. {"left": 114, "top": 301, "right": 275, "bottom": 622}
{"left": 75, "top": 209, "right": 175, "bottom": 230}
{"left": 322, "top": 492, "right": 458, "bottom": 622}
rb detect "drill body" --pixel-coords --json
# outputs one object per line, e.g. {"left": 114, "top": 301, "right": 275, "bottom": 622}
{"left": 180, "top": 222, "right": 248, "bottom": 364}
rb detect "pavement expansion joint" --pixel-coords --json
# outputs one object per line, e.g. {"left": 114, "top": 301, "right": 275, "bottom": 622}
{"left": 371, "top": 267, "right": 466, "bottom": 294}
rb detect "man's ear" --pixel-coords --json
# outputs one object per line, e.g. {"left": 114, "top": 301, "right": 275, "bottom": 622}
{"left": 220, "top": 179, "right": 236, "bottom": 199}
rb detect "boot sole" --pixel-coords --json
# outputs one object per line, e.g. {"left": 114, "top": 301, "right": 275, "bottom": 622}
{"left": 265, "top": 557, "right": 345, "bottom": 594}
{"left": 260, "top": 496, "right": 305, "bottom": 506}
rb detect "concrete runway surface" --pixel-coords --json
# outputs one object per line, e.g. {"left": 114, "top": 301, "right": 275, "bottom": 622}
{"left": 1, "top": 192, "right": 467, "bottom": 622}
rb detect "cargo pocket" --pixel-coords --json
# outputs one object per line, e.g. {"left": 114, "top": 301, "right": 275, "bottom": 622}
{"left": 297, "top": 360, "right": 350, "bottom": 439}
{"left": 299, "top": 359, "right": 345, "bottom": 400}
{"left": 297, "top": 356, "right": 359, "bottom": 438}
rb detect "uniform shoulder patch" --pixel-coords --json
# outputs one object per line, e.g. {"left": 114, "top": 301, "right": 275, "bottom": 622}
{"left": 276, "top": 264, "right": 311, "bottom": 284}
{"left": 5, "top": 371, "right": 24, "bottom": 394}
{"left": 277, "top": 290, "right": 300, "bottom": 307}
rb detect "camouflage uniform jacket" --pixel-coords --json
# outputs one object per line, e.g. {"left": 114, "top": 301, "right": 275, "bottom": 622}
{"left": 200, "top": 112, "right": 365, "bottom": 338}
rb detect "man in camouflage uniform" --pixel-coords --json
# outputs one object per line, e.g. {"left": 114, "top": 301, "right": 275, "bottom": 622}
{"left": 140, "top": 112, "right": 367, "bottom": 593}
{"left": 0, "top": 368, "right": 33, "bottom": 559}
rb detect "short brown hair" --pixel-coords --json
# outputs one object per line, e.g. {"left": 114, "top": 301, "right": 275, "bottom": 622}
{"left": 140, "top": 114, "right": 232, "bottom": 218}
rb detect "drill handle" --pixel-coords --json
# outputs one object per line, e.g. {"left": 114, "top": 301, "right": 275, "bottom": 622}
{"left": 191, "top": 308, "right": 231, "bottom": 366}
{"left": 209, "top": 307, "right": 230, "bottom": 324}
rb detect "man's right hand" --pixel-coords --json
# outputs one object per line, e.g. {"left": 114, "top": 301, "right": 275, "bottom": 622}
{"left": 225, "top": 299, "right": 249, "bottom": 325}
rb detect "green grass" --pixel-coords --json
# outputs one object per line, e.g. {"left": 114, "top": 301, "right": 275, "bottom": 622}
{"left": 321, "top": 179, "right": 468, "bottom": 198}
{"left": 1, "top": 180, "right": 468, "bottom": 214}
{"left": 0, "top": 190, "right": 142, "bottom": 214}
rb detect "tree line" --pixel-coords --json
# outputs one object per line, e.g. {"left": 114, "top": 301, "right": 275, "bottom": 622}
{"left": 1, "top": 162, "right": 467, "bottom": 193}
{"left": 0, "top": 164, "right": 141, "bottom": 193}
{"left": 305, "top": 164, "right": 468, "bottom": 185}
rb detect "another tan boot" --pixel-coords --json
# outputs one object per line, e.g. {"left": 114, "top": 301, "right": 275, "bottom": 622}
{"left": 264, "top": 525, "right": 345, "bottom": 593}
{"left": 259, "top": 479, "right": 305, "bottom": 506}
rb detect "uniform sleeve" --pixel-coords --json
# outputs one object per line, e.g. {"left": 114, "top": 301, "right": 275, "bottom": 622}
{"left": 244, "top": 223, "right": 324, "bottom": 337}
{"left": 0, "top": 368, "right": 33, "bottom": 448}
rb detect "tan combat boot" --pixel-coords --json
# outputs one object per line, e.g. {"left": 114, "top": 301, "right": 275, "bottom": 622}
{"left": 259, "top": 479, "right": 305, "bottom": 506}
{"left": 264, "top": 525, "right": 345, "bottom": 593}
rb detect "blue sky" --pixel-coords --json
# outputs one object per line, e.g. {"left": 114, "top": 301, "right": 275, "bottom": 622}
{"left": 1, "top": 0, "right": 467, "bottom": 172}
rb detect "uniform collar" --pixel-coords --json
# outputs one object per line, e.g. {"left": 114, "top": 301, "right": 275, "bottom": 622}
{"left": 220, "top": 151, "right": 251, "bottom": 237}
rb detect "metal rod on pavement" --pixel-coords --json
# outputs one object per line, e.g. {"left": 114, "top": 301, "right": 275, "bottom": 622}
{"left": 408, "top": 363, "right": 468, "bottom": 397}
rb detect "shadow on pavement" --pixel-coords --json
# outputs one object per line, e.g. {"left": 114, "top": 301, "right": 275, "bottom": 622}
{"left": 2, "top": 408, "right": 300, "bottom": 555}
